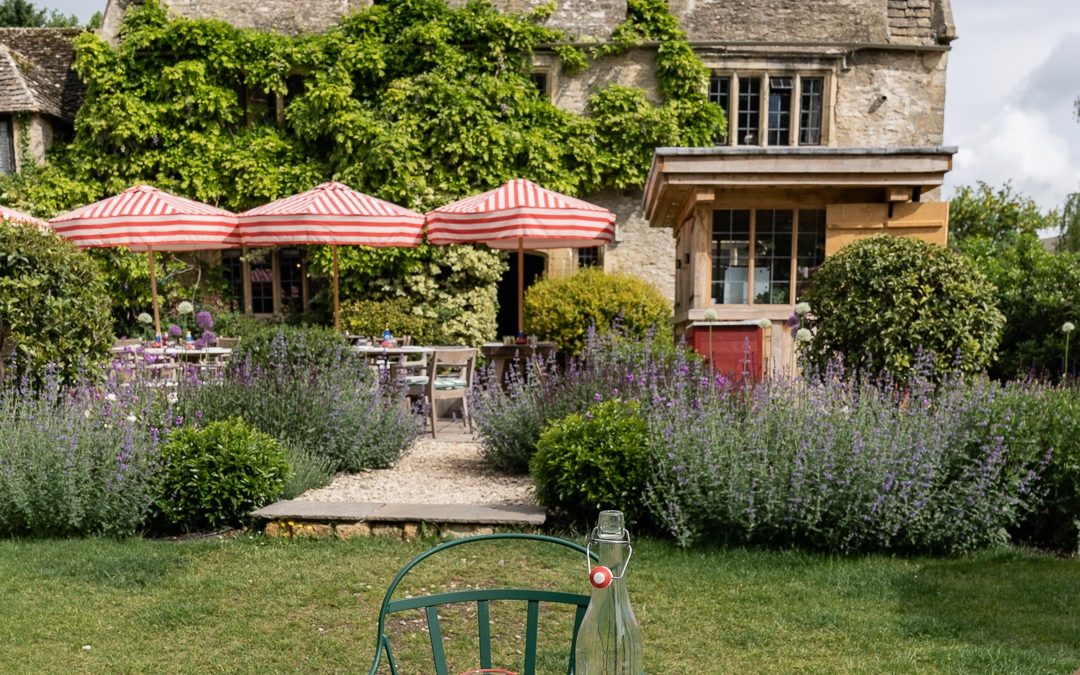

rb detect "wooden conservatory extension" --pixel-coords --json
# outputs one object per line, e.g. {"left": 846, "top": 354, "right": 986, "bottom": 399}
{"left": 643, "top": 146, "right": 956, "bottom": 377}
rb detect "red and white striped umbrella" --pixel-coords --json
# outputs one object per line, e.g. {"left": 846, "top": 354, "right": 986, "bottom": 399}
{"left": 239, "top": 182, "right": 425, "bottom": 330}
{"left": 50, "top": 184, "right": 240, "bottom": 251}
{"left": 0, "top": 204, "right": 49, "bottom": 231}
{"left": 427, "top": 179, "right": 616, "bottom": 333}
{"left": 50, "top": 185, "right": 240, "bottom": 337}
{"left": 426, "top": 178, "right": 615, "bottom": 250}
{"left": 239, "top": 181, "right": 424, "bottom": 247}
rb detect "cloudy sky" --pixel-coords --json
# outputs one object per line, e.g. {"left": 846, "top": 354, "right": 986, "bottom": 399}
{"left": 39, "top": 0, "right": 1080, "bottom": 212}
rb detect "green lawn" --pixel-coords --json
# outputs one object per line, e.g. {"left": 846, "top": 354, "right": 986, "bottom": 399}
{"left": 0, "top": 535, "right": 1077, "bottom": 674}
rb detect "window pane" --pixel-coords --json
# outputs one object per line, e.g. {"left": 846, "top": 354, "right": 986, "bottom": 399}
{"left": 249, "top": 252, "right": 274, "bottom": 314}
{"left": 796, "top": 209, "right": 826, "bottom": 299}
{"left": 767, "top": 77, "right": 793, "bottom": 146}
{"left": 708, "top": 75, "right": 731, "bottom": 144}
{"left": 0, "top": 117, "right": 14, "bottom": 174}
{"left": 799, "top": 77, "right": 824, "bottom": 146}
{"left": 737, "top": 77, "right": 761, "bottom": 145}
{"left": 577, "top": 247, "right": 600, "bottom": 268}
{"left": 279, "top": 249, "right": 305, "bottom": 315}
{"left": 531, "top": 72, "right": 549, "bottom": 98}
{"left": 220, "top": 250, "right": 244, "bottom": 311}
{"left": 754, "top": 209, "right": 793, "bottom": 305}
{"left": 712, "top": 209, "right": 751, "bottom": 304}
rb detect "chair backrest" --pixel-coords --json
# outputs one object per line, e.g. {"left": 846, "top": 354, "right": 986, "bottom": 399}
{"left": 429, "top": 347, "right": 476, "bottom": 392}
{"left": 114, "top": 338, "right": 142, "bottom": 347}
{"left": 368, "top": 533, "right": 597, "bottom": 675}
{"left": 216, "top": 336, "right": 241, "bottom": 349}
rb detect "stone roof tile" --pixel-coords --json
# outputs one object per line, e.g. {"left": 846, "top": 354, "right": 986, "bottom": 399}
{"left": 0, "top": 28, "right": 83, "bottom": 121}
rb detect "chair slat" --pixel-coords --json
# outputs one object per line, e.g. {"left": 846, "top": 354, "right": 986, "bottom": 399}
{"left": 524, "top": 600, "right": 540, "bottom": 675}
{"left": 426, "top": 606, "right": 449, "bottom": 675}
{"left": 388, "top": 588, "right": 588, "bottom": 613}
{"left": 567, "top": 604, "right": 587, "bottom": 675}
{"left": 478, "top": 600, "right": 492, "bottom": 669}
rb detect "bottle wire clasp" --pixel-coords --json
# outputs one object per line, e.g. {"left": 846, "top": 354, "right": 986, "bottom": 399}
{"left": 584, "top": 527, "right": 633, "bottom": 580}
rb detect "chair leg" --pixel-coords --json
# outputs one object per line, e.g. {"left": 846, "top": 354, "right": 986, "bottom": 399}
{"left": 462, "top": 395, "right": 472, "bottom": 434}
{"left": 429, "top": 396, "right": 438, "bottom": 439}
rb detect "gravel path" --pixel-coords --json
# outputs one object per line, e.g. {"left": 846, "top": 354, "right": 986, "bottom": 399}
{"left": 297, "top": 436, "right": 535, "bottom": 505}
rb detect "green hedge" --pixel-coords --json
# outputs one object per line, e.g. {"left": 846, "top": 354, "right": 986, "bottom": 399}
{"left": 523, "top": 269, "right": 671, "bottom": 355}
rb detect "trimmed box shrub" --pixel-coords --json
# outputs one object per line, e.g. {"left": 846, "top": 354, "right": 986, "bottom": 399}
{"left": 153, "top": 419, "right": 288, "bottom": 532}
{"left": 523, "top": 268, "right": 671, "bottom": 355}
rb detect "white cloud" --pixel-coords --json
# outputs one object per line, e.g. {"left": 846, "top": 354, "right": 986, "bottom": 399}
{"left": 950, "top": 105, "right": 1080, "bottom": 210}
{"left": 944, "top": 2, "right": 1080, "bottom": 210}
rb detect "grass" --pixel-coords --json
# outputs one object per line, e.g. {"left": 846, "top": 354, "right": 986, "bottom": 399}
{"left": 0, "top": 535, "right": 1077, "bottom": 674}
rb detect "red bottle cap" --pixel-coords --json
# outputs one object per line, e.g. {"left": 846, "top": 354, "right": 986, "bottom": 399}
{"left": 588, "top": 565, "right": 613, "bottom": 589}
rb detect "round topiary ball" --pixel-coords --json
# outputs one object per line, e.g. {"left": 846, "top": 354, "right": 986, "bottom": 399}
{"left": 530, "top": 399, "right": 652, "bottom": 527}
{"left": 153, "top": 419, "right": 289, "bottom": 533}
{"left": 802, "top": 235, "right": 1004, "bottom": 378}
{"left": 0, "top": 221, "right": 112, "bottom": 383}
{"left": 523, "top": 268, "right": 671, "bottom": 355}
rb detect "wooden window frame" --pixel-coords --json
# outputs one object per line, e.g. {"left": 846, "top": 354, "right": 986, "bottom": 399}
{"left": 708, "top": 71, "right": 832, "bottom": 148}
{"left": 711, "top": 207, "right": 825, "bottom": 307}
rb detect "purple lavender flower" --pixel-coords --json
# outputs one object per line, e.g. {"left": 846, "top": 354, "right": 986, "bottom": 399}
{"left": 167, "top": 324, "right": 183, "bottom": 338}
{"left": 195, "top": 310, "right": 214, "bottom": 330}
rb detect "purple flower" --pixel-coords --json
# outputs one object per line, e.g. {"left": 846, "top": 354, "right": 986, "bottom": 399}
{"left": 193, "top": 339, "right": 205, "bottom": 350}
{"left": 167, "top": 324, "right": 183, "bottom": 338}
{"left": 195, "top": 310, "right": 214, "bottom": 330}
{"left": 200, "top": 330, "right": 217, "bottom": 346}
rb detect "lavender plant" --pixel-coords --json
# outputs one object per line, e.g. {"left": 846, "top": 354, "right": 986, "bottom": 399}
{"left": 646, "top": 361, "right": 1044, "bottom": 554}
{"left": 176, "top": 330, "right": 418, "bottom": 472}
{"left": 472, "top": 329, "right": 714, "bottom": 473}
{"left": 0, "top": 370, "right": 161, "bottom": 537}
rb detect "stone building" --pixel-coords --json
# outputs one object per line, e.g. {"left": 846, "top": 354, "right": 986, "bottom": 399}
{"left": 100, "top": 0, "right": 957, "bottom": 365}
{"left": 0, "top": 28, "right": 83, "bottom": 174}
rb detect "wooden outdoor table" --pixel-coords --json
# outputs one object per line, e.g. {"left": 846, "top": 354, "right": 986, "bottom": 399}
{"left": 479, "top": 342, "right": 556, "bottom": 385}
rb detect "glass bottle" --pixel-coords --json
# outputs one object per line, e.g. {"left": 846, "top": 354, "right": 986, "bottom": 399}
{"left": 575, "top": 510, "right": 643, "bottom": 675}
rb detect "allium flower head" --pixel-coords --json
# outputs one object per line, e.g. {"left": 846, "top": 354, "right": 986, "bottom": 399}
{"left": 167, "top": 324, "right": 183, "bottom": 338}
{"left": 796, "top": 328, "right": 813, "bottom": 343}
{"left": 757, "top": 318, "right": 772, "bottom": 329}
{"left": 195, "top": 310, "right": 214, "bottom": 330}
{"left": 201, "top": 330, "right": 217, "bottom": 346}
{"left": 177, "top": 301, "right": 194, "bottom": 315}
{"left": 704, "top": 309, "right": 718, "bottom": 322}
{"left": 1063, "top": 321, "right": 1075, "bottom": 334}
{"left": 136, "top": 312, "right": 153, "bottom": 324}
{"left": 795, "top": 302, "right": 811, "bottom": 316}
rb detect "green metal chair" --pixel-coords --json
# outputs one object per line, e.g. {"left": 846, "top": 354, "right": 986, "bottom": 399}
{"left": 367, "top": 533, "right": 597, "bottom": 675}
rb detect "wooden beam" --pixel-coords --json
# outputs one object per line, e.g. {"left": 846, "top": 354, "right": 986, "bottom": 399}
{"left": 885, "top": 186, "right": 913, "bottom": 202}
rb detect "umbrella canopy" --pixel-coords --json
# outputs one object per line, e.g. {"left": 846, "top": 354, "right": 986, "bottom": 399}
{"left": 51, "top": 184, "right": 240, "bottom": 251}
{"left": 426, "top": 179, "right": 616, "bottom": 333}
{"left": 238, "top": 182, "right": 425, "bottom": 330}
{"left": 0, "top": 204, "right": 50, "bottom": 231}
{"left": 426, "top": 178, "right": 615, "bottom": 250}
{"left": 51, "top": 185, "right": 240, "bottom": 337}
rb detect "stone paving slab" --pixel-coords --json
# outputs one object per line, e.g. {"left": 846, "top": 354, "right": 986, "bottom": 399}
{"left": 251, "top": 500, "right": 545, "bottom": 526}
{"left": 251, "top": 500, "right": 384, "bottom": 521}
{"left": 370, "top": 503, "right": 546, "bottom": 525}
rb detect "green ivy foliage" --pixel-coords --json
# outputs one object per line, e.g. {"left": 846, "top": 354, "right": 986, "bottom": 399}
{"left": 0, "top": 223, "right": 113, "bottom": 383}
{"left": 802, "top": 235, "right": 1004, "bottom": 380}
{"left": 0, "top": 0, "right": 723, "bottom": 342}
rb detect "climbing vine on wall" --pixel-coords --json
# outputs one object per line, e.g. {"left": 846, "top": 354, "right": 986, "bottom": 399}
{"left": 0, "top": 0, "right": 723, "bottom": 343}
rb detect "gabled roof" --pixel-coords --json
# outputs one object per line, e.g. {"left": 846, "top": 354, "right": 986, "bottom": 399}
{"left": 0, "top": 28, "right": 83, "bottom": 121}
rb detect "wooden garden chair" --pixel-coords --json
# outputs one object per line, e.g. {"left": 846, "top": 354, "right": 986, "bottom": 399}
{"left": 367, "top": 533, "right": 596, "bottom": 675}
{"left": 406, "top": 347, "right": 476, "bottom": 438}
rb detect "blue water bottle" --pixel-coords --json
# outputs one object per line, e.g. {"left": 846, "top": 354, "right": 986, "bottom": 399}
{"left": 382, "top": 327, "right": 392, "bottom": 347}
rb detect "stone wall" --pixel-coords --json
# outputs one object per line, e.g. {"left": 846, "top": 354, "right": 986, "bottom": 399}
{"left": 448, "top": 0, "right": 624, "bottom": 40}
{"left": 669, "top": 0, "right": 953, "bottom": 46}
{"left": 590, "top": 190, "right": 675, "bottom": 302}
{"left": 832, "top": 49, "right": 948, "bottom": 147}
{"left": 12, "top": 114, "right": 53, "bottom": 171}
{"left": 553, "top": 50, "right": 661, "bottom": 115}
{"left": 101, "top": 0, "right": 371, "bottom": 41}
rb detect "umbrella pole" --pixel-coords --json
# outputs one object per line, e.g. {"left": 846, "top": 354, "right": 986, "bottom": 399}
{"left": 517, "top": 238, "right": 524, "bottom": 335}
{"left": 148, "top": 250, "right": 162, "bottom": 339}
{"left": 332, "top": 245, "right": 341, "bottom": 332}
